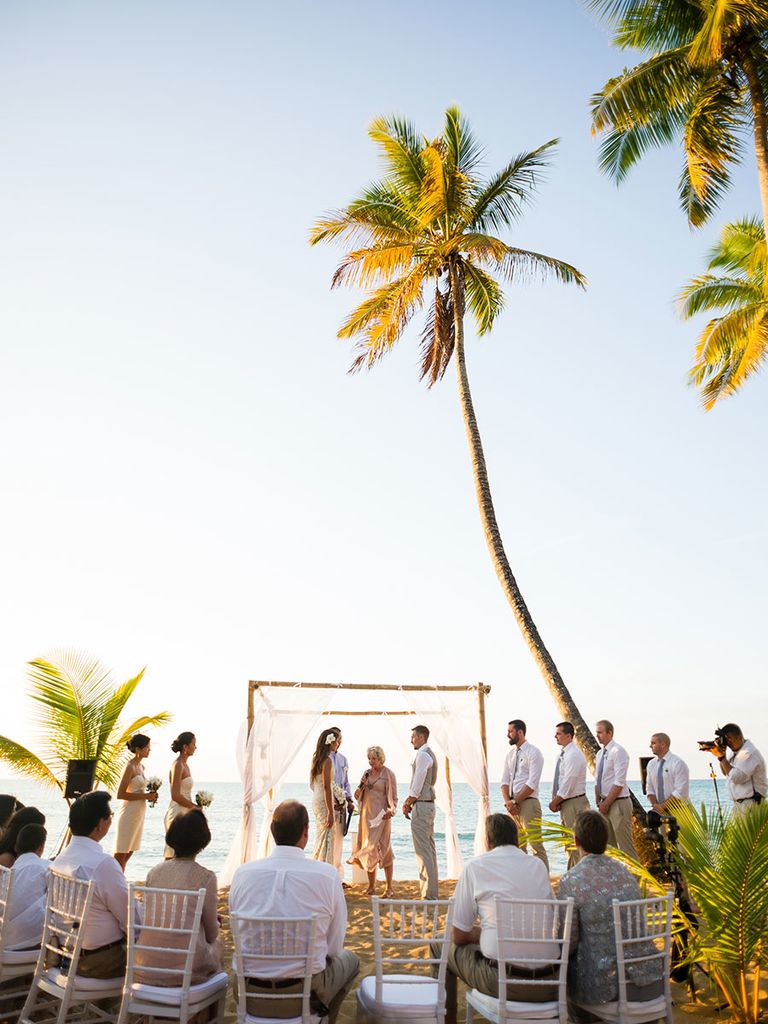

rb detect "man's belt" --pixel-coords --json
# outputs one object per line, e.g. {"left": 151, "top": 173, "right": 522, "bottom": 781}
{"left": 80, "top": 938, "right": 124, "bottom": 958}
{"left": 560, "top": 794, "right": 586, "bottom": 802}
{"left": 598, "top": 795, "right": 630, "bottom": 802}
{"left": 248, "top": 977, "right": 304, "bottom": 989}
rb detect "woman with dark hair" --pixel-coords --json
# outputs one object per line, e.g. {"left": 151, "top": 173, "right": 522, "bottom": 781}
{"left": 0, "top": 795, "right": 22, "bottom": 831}
{"left": 114, "top": 733, "right": 158, "bottom": 869}
{"left": 309, "top": 727, "right": 339, "bottom": 863}
{"left": 164, "top": 732, "right": 197, "bottom": 858}
{"left": 0, "top": 807, "right": 46, "bottom": 868}
{"left": 135, "top": 810, "right": 222, "bottom": 985}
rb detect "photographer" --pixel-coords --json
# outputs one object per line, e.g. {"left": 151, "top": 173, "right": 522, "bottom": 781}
{"left": 646, "top": 733, "right": 689, "bottom": 813}
{"left": 707, "top": 724, "right": 767, "bottom": 815}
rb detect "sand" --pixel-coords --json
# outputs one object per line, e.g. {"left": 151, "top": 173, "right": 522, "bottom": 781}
{"left": 216, "top": 881, "right": 733, "bottom": 1024}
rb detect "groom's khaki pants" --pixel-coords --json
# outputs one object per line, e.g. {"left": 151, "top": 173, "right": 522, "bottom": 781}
{"left": 512, "top": 797, "right": 549, "bottom": 870}
{"left": 601, "top": 797, "right": 637, "bottom": 857}
{"left": 411, "top": 801, "right": 438, "bottom": 899}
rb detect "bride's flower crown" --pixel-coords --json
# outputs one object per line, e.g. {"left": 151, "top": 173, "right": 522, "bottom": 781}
{"left": 325, "top": 733, "right": 337, "bottom": 745}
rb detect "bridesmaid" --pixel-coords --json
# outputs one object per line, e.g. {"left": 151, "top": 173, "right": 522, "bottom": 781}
{"left": 114, "top": 733, "right": 158, "bottom": 870}
{"left": 164, "top": 731, "right": 197, "bottom": 859}
{"left": 309, "top": 728, "right": 338, "bottom": 863}
{"left": 348, "top": 745, "right": 397, "bottom": 896}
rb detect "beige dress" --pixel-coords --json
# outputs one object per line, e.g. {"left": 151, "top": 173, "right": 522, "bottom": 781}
{"left": 114, "top": 770, "right": 147, "bottom": 854}
{"left": 348, "top": 767, "right": 397, "bottom": 871}
{"left": 134, "top": 858, "right": 223, "bottom": 986}
{"left": 164, "top": 775, "right": 193, "bottom": 858}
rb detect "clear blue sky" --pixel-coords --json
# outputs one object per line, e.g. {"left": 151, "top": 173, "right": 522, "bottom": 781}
{"left": 1, "top": 0, "right": 766, "bottom": 785}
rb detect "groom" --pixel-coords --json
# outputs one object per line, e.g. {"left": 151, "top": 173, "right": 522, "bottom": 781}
{"left": 329, "top": 725, "right": 354, "bottom": 883}
{"left": 402, "top": 724, "right": 438, "bottom": 899}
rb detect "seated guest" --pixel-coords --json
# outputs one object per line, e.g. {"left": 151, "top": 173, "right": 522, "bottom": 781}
{"left": 0, "top": 807, "right": 46, "bottom": 868}
{"left": 229, "top": 800, "right": 359, "bottom": 1024}
{"left": 558, "top": 811, "right": 664, "bottom": 1009}
{"left": 53, "top": 791, "right": 129, "bottom": 978}
{"left": 4, "top": 824, "right": 48, "bottom": 950}
{"left": 437, "top": 814, "right": 558, "bottom": 1024}
{"left": 135, "top": 809, "right": 223, "bottom": 985}
{"left": 0, "top": 795, "right": 23, "bottom": 831}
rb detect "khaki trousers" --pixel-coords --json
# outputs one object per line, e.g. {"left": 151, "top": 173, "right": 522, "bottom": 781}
{"left": 245, "top": 950, "right": 360, "bottom": 1024}
{"left": 75, "top": 941, "right": 126, "bottom": 979}
{"left": 601, "top": 798, "right": 637, "bottom": 858}
{"left": 513, "top": 797, "right": 549, "bottom": 870}
{"left": 411, "top": 801, "right": 438, "bottom": 899}
{"left": 559, "top": 794, "right": 590, "bottom": 869}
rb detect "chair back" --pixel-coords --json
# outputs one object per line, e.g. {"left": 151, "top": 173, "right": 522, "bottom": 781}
{"left": 612, "top": 893, "right": 672, "bottom": 1008}
{"left": 40, "top": 869, "right": 95, "bottom": 980}
{"left": 493, "top": 897, "right": 574, "bottom": 1022}
{"left": 128, "top": 883, "right": 206, "bottom": 992}
{"left": 370, "top": 897, "right": 455, "bottom": 1006}
{"left": 230, "top": 913, "right": 318, "bottom": 1024}
{"left": 0, "top": 865, "right": 13, "bottom": 960}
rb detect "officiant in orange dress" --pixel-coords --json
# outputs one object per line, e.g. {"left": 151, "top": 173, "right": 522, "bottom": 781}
{"left": 348, "top": 745, "right": 397, "bottom": 897}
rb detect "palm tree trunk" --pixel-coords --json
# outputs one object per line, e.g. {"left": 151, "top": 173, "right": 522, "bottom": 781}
{"left": 447, "top": 261, "right": 600, "bottom": 768}
{"left": 742, "top": 48, "right": 768, "bottom": 241}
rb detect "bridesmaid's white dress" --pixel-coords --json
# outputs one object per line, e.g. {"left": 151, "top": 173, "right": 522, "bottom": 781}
{"left": 114, "top": 771, "right": 147, "bottom": 854}
{"left": 164, "top": 775, "right": 193, "bottom": 858}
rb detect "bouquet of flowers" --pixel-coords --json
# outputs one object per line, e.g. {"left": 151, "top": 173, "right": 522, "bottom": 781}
{"left": 195, "top": 790, "right": 214, "bottom": 809}
{"left": 332, "top": 783, "right": 347, "bottom": 808}
{"left": 145, "top": 777, "right": 162, "bottom": 808}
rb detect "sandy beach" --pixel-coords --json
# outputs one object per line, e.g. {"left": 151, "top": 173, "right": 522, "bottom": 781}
{"left": 216, "top": 880, "right": 733, "bottom": 1024}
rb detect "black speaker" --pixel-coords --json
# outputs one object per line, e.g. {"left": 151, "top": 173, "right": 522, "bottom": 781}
{"left": 64, "top": 759, "right": 97, "bottom": 799}
{"left": 639, "top": 756, "right": 653, "bottom": 796}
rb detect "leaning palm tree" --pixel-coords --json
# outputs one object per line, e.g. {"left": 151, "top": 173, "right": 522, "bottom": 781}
{"left": 309, "top": 107, "right": 602, "bottom": 762}
{"left": 588, "top": 0, "right": 768, "bottom": 235}
{"left": 679, "top": 216, "right": 768, "bottom": 407}
{"left": 0, "top": 649, "right": 172, "bottom": 794}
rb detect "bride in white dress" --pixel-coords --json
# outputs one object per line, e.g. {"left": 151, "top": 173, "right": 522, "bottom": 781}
{"left": 114, "top": 733, "right": 158, "bottom": 869}
{"left": 164, "top": 731, "right": 197, "bottom": 859}
{"left": 309, "top": 728, "right": 339, "bottom": 863}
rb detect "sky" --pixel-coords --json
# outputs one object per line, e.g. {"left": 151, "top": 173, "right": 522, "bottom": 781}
{"left": 1, "top": 0, "right": 766, "bottom": 789}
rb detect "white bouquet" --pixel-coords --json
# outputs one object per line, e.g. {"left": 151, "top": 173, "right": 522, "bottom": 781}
{"left": 145, "top": 777, "right": 162, "bottom": 808}
{"left": 332, "top": 783, "right": 347, "bottom": 808}
{"left": 195, "top": 790, "right": 214, "bottom": 809}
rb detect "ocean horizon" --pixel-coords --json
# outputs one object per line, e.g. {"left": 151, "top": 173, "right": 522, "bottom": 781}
{"left": 1, "top": 776, "right": 726, "bottom": 882}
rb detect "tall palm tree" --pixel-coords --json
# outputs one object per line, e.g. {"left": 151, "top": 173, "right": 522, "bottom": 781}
{"left": 679, "top": 216, "right": 768, "bottom": 407}
{"left": 0, "top": 649, "right": 172, "bottom": 794}
{"left": 588, "top": 0, "right": 768, "bottom": 235}
{"left": 309, "top": 107, "right": 601, "bottom": 763}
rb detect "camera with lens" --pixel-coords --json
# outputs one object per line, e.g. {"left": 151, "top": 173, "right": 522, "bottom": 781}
{"left": 645, "top": 809, "right": 680, "bottom": 845}
{"left": 697, "top": 726, "right": 727, "bottom": 755}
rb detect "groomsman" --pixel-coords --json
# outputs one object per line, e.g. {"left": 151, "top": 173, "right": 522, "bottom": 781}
{"left": 646, "top": 733, "right": 689, "bottom": 813}
{"left": 548, "top": 721, "right": 589, "bottom": 868}
{"left": 594, "top": 720, "right": 638, "bottom": 857}
{"left": 402, "top": 725, "right": 438, "bottom": 899}
{"left": 500, "top": 720, "right": 549, "bottom": 869}
{"left": 329, "top": 726, "right": 354, "bottom": 884}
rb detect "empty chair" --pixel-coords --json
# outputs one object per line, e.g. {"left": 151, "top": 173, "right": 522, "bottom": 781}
{"left": 231, "top": 913, "right": 324, "bottom": 1024}
{"left": 116, "top": 883, "right": 228, "bottom": 1024}
{"left": 575, "top": 894, "right": 673, "bottom": 1024}
{"left": 356, "top": 896, "right": 455, "bottom": 1024}
{"left": 465, "top": 897, "right": 574, "bottom": 1024}
{"left": 18, "top": 869, "right": 124, "bottom": 1024}
{"left": 0, "top": 865, "right": 40, "bottom": 1016}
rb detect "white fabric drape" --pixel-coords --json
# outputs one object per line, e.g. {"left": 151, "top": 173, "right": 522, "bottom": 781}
{"left": 407, "top": 687, "right": 490, "bottom": 859}
{"left": 219, "top": 685, "right": 333, "bottom": 886}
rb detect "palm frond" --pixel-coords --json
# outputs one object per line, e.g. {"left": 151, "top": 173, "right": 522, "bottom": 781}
{"left": 681, "top": 76, "right": 741, "bottom": 225}
{"left": 612, "top": 0, "right": 704, "bottom": 51}
{"left": 331, "top": 243, "right": 417, "bottom": 290}
{"left": 707, "top": 217, "right": 766, "bottom": 274}
{"left": 0, "top": 737, "right": 62, "bottom": 791}
{"left": 464, "top": 262, "right": 505, "bottom": 335}
{"left": 419, "top": 284, "right": 455, "bottom": 386}
{"left": 344, "top": 266, "right": 428, "bottom": 372}
{"left": 678, "top": 276, "right": 761, "bottom": 318}
{"left": 491, "top": 245, "right": 588, "bottom": 289}
{"left": 678, "top": 157, "right": 733, "bottom": 227}
{"left": 466, "top": 140, "right": 558, "bottom": 233}
{"left": 689, "top": 302, "right": 768, "bottom": 407}
{"left": 443, "top": 105, "right": 485, "bottom": 177}
{"left": 368, "top": 114, "right": 426, "bottom": 200}
{"left": 417, "top": 143, "right": 449, "bottom": 227}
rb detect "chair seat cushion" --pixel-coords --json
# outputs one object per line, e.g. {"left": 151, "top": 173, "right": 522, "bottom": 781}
{"left": 468, "top": 990, "right": 560, "bottom": 1020}
{"left": 245, "top": 1015, "right": 324, "bottom": 1024}
{"left": 357, "top": 973, "right": 440, "bottom": 1014}
{"left": 129, "top": 971, "right": 229, "bottom": 1006}
{"left": 577, "top": 996, "right": 668, "bottom": 1020}
{"left": 44, "top": 967, "right": 124, "bottom": 993}
{"left": 1, "top": 948, "right": 40, "bottom": 966}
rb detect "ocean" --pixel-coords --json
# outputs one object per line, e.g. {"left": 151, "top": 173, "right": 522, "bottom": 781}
{"left": 0, "top": 778, "right": 724, "bottom": 881}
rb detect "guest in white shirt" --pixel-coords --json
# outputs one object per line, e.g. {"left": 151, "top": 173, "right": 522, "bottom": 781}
{"left": 229, "top": 800, "right": 359, "bottom": 1024}
{"left": 646, "top": 734, "right": 689, "bottom": 813}
{"left": 548, "top": 722, "right": 589, "bottom": 868}
{"left": 436, "top": 814, "right": 558, "bottom": 1024}
{"left": 715, "top": 724, "right": 767, "bottom": 815}
{"left": 594, "top": 720, "right": 637, "bottom": 858}
{"left": 52, "top": 791, "right": 129, "bottom": 978}
{"left": 4, "top": 823, "right": 48, "bottom": 951}
{"left": 500, "top": 719, "right": 549, "bottom": 868}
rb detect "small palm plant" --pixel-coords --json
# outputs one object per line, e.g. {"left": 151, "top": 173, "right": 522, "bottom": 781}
{"left": 0, "top": 649, "right": 172, "bottom": 794}
{"left": 678, "top": 217, "right": 768, "bottom": 408}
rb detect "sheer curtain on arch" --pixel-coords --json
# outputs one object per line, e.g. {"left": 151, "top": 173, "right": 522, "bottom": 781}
{"left": 219, "top": 684, "right": 333, "bottom": 886}
{"left": 407, "top": 686, "right": 490, "bottom": 857}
